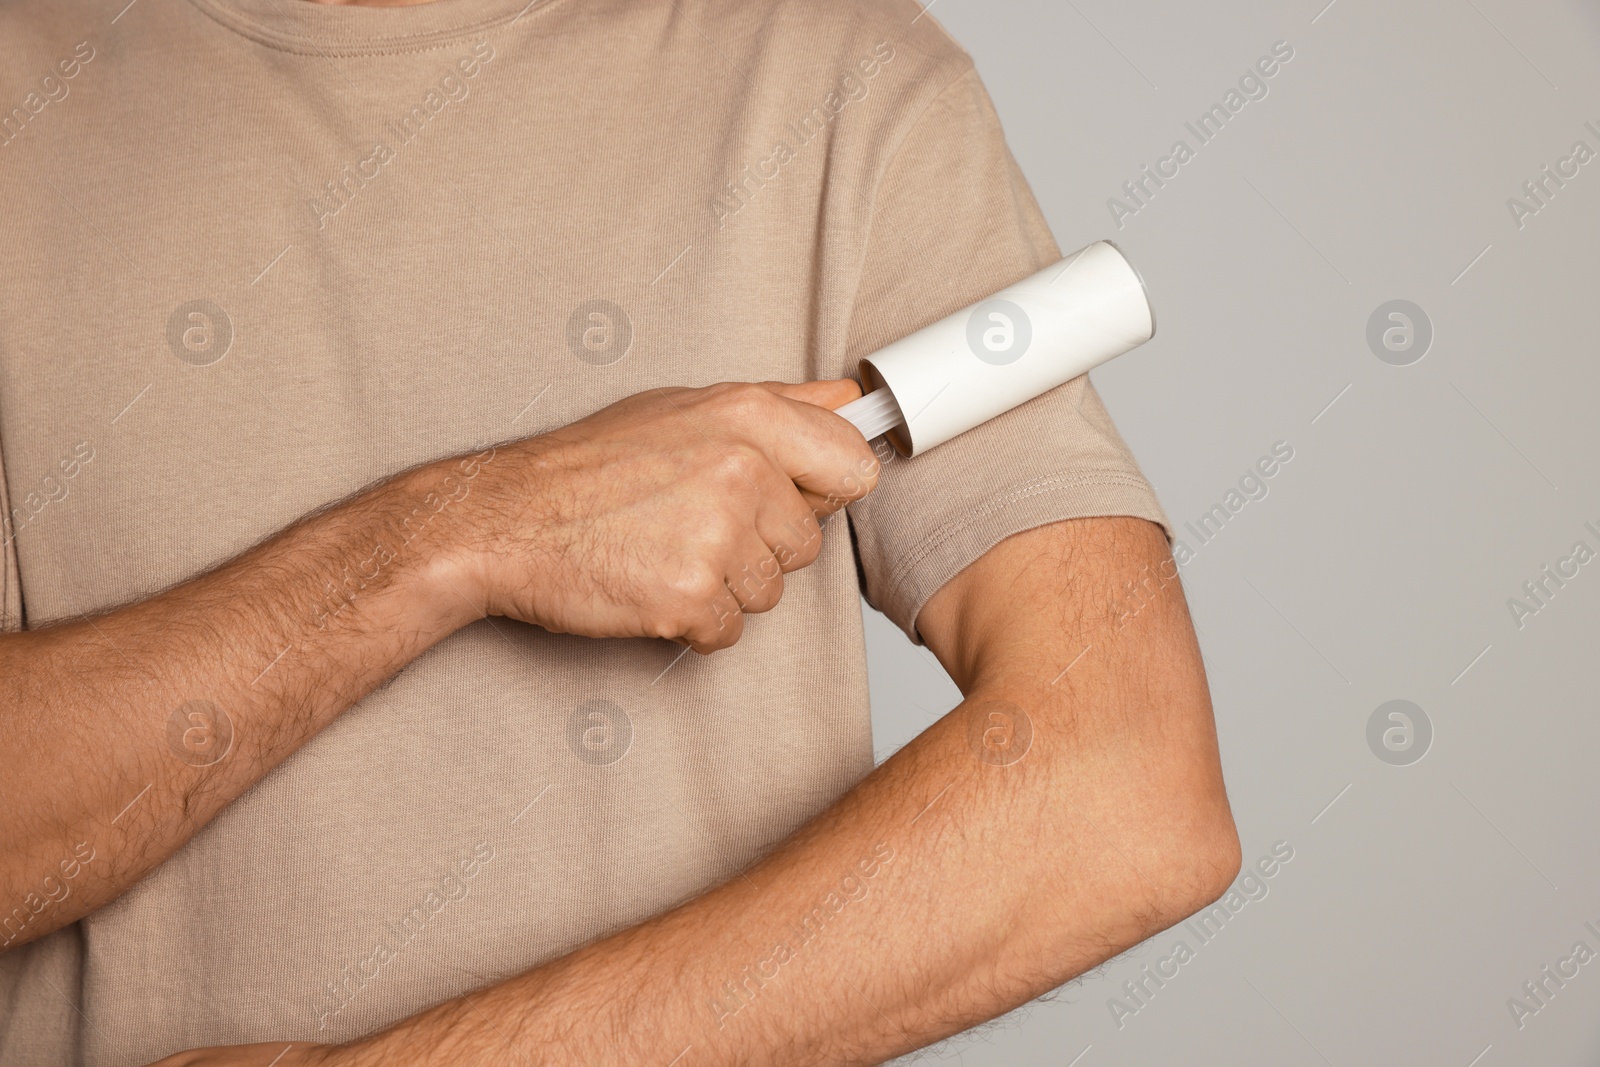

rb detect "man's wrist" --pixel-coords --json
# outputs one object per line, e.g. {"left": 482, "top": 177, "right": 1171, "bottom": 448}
{"left": 356, "top": 448, "right": 501, "bottom": 636}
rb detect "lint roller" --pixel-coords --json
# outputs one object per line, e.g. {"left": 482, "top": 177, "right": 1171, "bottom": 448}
{"left": 835, "top": 240, "right": 1155, "bottom": 457}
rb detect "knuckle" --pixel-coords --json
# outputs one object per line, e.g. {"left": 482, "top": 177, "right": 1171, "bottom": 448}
{"left": 714, "top": 382, "right": 774, "bottom": 425}
{"left": 647, "top": 618, "right": 684, "bottom": 641}
{"left": 715, "top": 442, "right": 766, "bottom": 485}
{"left": 690, "top": 609, "right": 743, "bottom": 650}
{"left": 825, "top": 446, "right": 880, "bottom": 505}
{"left": 778, "top": 530, "right": 821, "bottom": 570}
{"left": 695, "top": 513, "right": 748, "bottom": 561}
{"left": 730, "top": 562, "right": 783, "bottom": 612}
{"left": 666, "top": 561, "right": 726, "bottom": 605}
{"left": 853, "top": 443, "right": 883, "bottom": 493}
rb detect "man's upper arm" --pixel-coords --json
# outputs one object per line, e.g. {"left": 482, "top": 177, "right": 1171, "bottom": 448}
{"left": 918, "top": 513, "right": 1239, "bottom": 917}
{"left": 918, "top": 514, "right": 1205, "bottom": 703}
{"left": 841, "top": 63, "right": 1172, "bottom": 643}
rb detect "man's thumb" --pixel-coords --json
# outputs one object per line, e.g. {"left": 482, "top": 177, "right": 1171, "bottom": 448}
{"left": 760, "top": 378, "right": 864, "bottom": 411}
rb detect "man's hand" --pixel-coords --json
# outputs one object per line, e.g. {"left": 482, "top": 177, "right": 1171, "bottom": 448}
{"left": 450, "top": 379, "right": 878, "bottom": 652}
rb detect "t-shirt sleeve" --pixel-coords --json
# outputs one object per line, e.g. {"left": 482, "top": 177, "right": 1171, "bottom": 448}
{"left": 843, "top": 63, "right": 1171, "bottom": 644}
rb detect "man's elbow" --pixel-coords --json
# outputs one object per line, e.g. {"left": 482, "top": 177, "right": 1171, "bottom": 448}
{"left": 1146, "top": 802, "right": 1243, "bottom": 932}
{"left": 1018, "top": 789, "right": 1240, "bottom": 993}
{"left": 1087, "top": 766, "right": 1243, "bottom": 956}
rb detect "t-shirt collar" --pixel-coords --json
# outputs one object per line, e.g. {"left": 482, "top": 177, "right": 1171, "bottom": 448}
{"left": 187, "top": 0, "right": 562, "bottom": 56}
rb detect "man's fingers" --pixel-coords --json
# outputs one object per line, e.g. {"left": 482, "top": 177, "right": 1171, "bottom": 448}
{"left": 636, "top": 378, "right": 883, "bottom": 657}
{"left": 722, "top": 383, "right": 880, "bottom": 508}
{"left": 724, "top": 537, "right": 785, "bottom": 615}
{"left": 746, "top": 474, "right": 827, "bottom": 573}
{"left": 682, "top": 584, "right": 744, "bottom": 653}
{"left": 759, "top": 378, "right": 863, "bottom": 411}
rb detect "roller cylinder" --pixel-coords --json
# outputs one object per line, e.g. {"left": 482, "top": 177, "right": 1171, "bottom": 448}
{"left": 851, "top": 240, "right": 1155, "bottom": 457}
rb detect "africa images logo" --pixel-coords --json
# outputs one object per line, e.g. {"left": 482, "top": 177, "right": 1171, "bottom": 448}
{"left": 966, "top": 298, "right": 1031, "bottom": 365}
{"left": 166, "top": 300, "right": 233, "bottom": 367}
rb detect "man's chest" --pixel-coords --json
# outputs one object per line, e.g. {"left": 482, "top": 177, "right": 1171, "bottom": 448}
{"left": 0, "top": 48, "right": 864, "bottom": 622}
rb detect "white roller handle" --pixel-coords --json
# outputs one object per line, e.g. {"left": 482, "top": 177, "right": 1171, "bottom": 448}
{"left": 835, "top": 240, "right": 1155, "bottom": 457}
{"left": 834, "top": 385, "right": 905, "bottom": 441}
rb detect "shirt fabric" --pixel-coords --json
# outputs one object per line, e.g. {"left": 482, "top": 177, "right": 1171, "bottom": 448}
{"left": 0, "top": 0, "right": 1169, "bottom": 1062}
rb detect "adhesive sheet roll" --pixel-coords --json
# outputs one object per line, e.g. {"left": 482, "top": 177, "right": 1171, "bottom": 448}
{"left": 839, "top": 240, "right": 1155, "bottom": 457}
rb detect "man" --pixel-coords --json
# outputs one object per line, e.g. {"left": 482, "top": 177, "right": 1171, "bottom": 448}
{"left": 0, "top": 0, "right": 1239, "bottom": 1063}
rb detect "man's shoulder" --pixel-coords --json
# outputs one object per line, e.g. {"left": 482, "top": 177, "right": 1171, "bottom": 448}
{"left": 724, "top": 0, "right": 946, "bottom": 37}
{"left": 683, "top": 0, "right": 973, "bottom": 77}
{"left": 668, "top": 0, "right": 978, "bottom": 133}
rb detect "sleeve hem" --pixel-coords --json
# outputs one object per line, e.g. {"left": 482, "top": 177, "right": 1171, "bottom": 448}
{"left": 874, "top": 469, "right": 1172, "bottom": 644}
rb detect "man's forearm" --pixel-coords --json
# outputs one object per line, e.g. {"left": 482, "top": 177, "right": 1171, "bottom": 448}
{"left": 0, "top": 449, "right": 492, "bottom": 948}
{"left": 4, "top": 379, "right": 881, "bottom": 960}
{"left": 335, "top": 518, "right": 1239, "bottom": 1067}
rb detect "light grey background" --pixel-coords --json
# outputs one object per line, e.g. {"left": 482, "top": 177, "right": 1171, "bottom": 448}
{"left": 867, "top": 1, "right": 1600, "bottom": 1063}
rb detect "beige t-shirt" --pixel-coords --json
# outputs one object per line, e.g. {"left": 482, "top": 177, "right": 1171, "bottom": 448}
{"left": 0, "top": 0, "right": 1168, "bottom": 1062}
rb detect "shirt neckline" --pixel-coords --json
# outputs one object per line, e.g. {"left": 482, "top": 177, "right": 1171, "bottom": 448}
{"left": 187, "top": 0, "right": 566, "bottom": 56}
